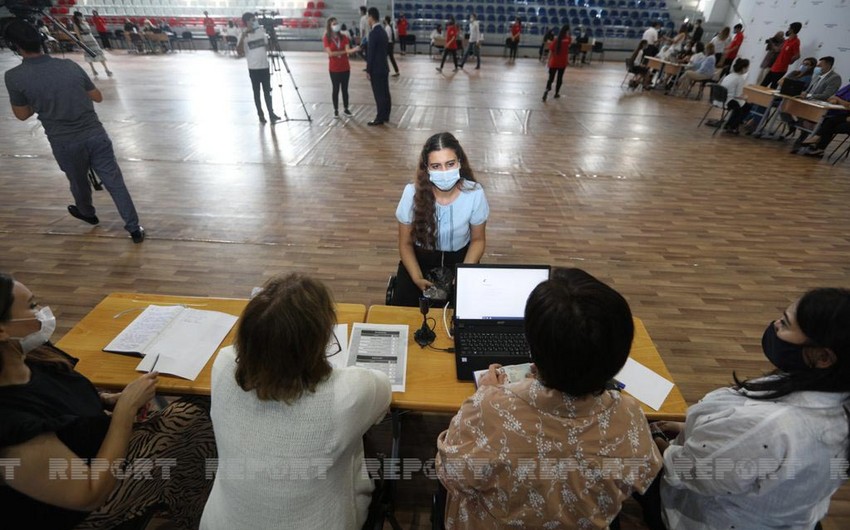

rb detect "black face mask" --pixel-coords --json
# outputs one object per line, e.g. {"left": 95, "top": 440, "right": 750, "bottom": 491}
{"left": 762, "top": 323, "right": 809, "bottom": 372}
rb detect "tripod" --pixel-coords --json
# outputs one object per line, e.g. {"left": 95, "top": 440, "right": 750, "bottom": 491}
{"left": 267, "top": 42, "right": 311, "bottom": 122}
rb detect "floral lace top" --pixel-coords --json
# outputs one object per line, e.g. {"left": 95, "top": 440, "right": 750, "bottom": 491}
{"left": 436, "top": 377, "right": 662, "bottom": 529}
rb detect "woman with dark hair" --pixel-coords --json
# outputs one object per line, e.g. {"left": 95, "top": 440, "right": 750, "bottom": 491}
{"left": 392, "top": 132, "right": 489, "bottom": 306}
{"left": 542, "top": 24, "right": 571, "bottom": 101}
{"left": 650, "top": 288, "right": 850, "bottom": 529}
{"left": 0, "top": 273, "right": 215, "bottom": 529}
{"left": 436, "top": 268, "right": 662, "bottom": 528}
{"left": 436, "top": 15, "right": 460, "bottom": 72}
{"left": 323, "top": 16, "right": 359, "bottom": 118}
{"left": 72, "top": 11, "right": 112, "bottom": 77}
{"left": 201, "top": 273, "right": 391, "bottom": 529}
{"left": 627, "top": 39, "right": 652, "bottom": 90}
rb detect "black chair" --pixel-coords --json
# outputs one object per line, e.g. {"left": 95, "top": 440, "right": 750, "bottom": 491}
{"left": 591, "top": 40, "right": 604, "bottom": 63}
{"left": 177, "top": 31, "right": 195, "bottom": 51}
{"left": 113, "top": 29, "right": 126, "bottom": 49}
{"left": 697, "top": 83, "right": 729, "bottom": 136}
{"left": 385, "top": 274, "right": 397, "bottom": 305}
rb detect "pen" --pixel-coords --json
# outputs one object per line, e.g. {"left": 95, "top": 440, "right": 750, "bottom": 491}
{"left": 613, "top": 378, "right": 626, "bottom": 390}
{"left": 149, "top": 354, "right": 160, "bottom": 373}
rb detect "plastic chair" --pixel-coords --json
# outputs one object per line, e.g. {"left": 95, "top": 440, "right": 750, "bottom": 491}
{"left": 697, "top": 83, "right": 729, "bottom": 135}
{"left": 591, "top": 40, "right": 604, "bottom": 62}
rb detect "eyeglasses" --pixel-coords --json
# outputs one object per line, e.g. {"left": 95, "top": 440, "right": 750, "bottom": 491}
{"left": 428, "top": 159, "right": 459, "bottom": 171}
{"left": 326, "top": 332, "right": 342, "bottom": 358}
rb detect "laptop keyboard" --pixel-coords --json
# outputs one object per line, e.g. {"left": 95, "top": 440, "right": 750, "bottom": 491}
{"left": 458, "top": 332, "right": 531, "bottom": 356}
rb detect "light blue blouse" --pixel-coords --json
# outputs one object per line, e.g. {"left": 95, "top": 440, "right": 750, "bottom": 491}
{"left": 395, "top": 179, "right": 489, "bottom": 252}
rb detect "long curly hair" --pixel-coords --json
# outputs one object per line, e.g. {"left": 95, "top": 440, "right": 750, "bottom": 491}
{"left": 411, "top": 132, "right": 477, "bottom": 249}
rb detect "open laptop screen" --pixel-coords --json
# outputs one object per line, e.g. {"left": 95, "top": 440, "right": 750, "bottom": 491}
{"left": 455, "top": 265, "right": 550, "bottom": 320}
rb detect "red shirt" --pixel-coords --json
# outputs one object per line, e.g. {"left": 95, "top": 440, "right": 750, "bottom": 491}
{"left": 204, "top": 17, "right": 216, "bottom": 37}
{"left": 92, "top": 15, "right": 108, "bottom": 33}
{"left": 771, "top": 35, "right": 799, "bottom": 73}
{"left": 548, "top": 36, "right": 571, "bottom": 69}
{"left": 397, "top": 18, "right": 408, "bottom": 37}
{"left": 445, "top": 24, "right": 458, "bottom": 50}
{"left": 725, "top": 31, "right": 744, "bottom": 59}
{"left": 511, "top": 22, "right": 522, "bottom": 39}
{"left": 323, "top": 34, "right": 351, "bottom": 73}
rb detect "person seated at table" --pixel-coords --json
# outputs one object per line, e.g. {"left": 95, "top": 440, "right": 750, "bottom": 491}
{"left": 737, "top": 57, "right": 819, "bottom": 134}
{"left": 435, "top": 267, "right": 662, "bottom": 529}
{"left": 200, "top": 273, "right": 391, "bottom": 529}
{"left": 796, "top": 83, "right": 850, "bottom": 157}
{"left": 719, "top": 58, "right": 751, "bottom": 133}
{"left": 122, "top": 18, "right": 144, "bottom": 53}
{"left": 0, "top": 273, "right": 215, "bottom": 529}
{"left": 648, "top": 287, "right": 850, "bottom": 529}
{"left": 672, "top": 42, "right": 715, "bottom": 96}
{"left": 779, "top": 56, "right": 843, "bottom": 138}
{"left": 391, "top": 132, "right": 488, "bottom": 307}
{"left": 627, "top": 39, "right": 652, "bottom": 90}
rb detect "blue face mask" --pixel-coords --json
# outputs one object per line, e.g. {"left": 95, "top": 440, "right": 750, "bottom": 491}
{"left": 812, "top": 66, "right": 823, "bottom": 77}
{"left": 252, "top": 20, "right": 260, "bottom": 31}
{"left": 429, "top": 168, "right": 461, "bottom": 191}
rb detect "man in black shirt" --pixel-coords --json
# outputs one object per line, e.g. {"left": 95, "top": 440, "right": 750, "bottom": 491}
{"left": 3, "top": 20, "right": 144, "bottom": 243}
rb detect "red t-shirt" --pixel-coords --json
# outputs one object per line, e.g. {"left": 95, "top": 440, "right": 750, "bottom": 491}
{"left": 204, "top": 17, "right": 216, "bottom": 37}
{"left": 771, "top": 35, "right": 799, "bottom": 73}
{"left": 511, "top": 22, "right": 522, "bottom": 39}
{"left": 323, "top": 34, "right": 351, "bottom": 73}
{"left": 725, "top": 31, "right": 744, "bottom": 59}
{"left": 445, "top": 24, "right": 458, "bottom": 50}
{"left": 397, "top": 18, "right": 408, "bottom": 37}
{"left": 92, "top": 15, "right": 108, "bottom": 33}
{"left": 548, "top": 36, "right": 571, "bottom": 69}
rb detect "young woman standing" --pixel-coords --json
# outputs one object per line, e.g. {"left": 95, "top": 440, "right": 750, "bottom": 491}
{"left": 323, "top": 17, "right": 360, "bottom": 118}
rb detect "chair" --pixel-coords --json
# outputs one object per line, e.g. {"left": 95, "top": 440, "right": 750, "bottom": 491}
{"left": 829, "top": 134, "right": 850, "bottom": 165}
{"left": 697, "top": 83, "right": 730, "bottom": 136}
{"left": 591, "top": 40, "right": 604, "bottom": 63}
{"left": 177, "top": 30, "right": 195, "bottom": 51}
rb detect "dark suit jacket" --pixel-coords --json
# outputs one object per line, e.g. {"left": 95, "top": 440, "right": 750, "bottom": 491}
{"left": 366, "top": 23, "right": 389, "bottom": 76}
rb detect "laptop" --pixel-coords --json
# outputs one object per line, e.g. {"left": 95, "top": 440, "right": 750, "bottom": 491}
{"left": 779, "top": 78, "right": 806, "bottom": 97}
{"left": 453, "top": 264, "right": 550, "bottom": 381}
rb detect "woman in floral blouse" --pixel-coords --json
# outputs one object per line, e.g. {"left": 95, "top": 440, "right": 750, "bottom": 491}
{"left": 436, "top": 267, "right": 662, "bottom": 529}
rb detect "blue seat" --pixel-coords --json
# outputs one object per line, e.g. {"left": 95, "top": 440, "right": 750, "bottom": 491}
{"left": 530, "top": 25, "right": 540, "bottom": 35}
{"left": 474, "top": 5, "right": 485, "bottom": 15}
{"left": 581, "top": 17, "right": 591, "bottom": 26}
{"left": 612, "top": 17, "right": 621, "bottom": 26}
{"left": 497, "top": 15, "right": 506, "bottom": 23}
{"left": 609, "top": 9, "right": 619, "bottom": 17}
{"left": 496, "top": 6, "right": 505, "bottom": 15}
{"left": 486, "top": 23, "right": 496, "bottom": 33}
{"left": 570, "top": 17, "right": 580, "bottom": 26}
{"left": 594, "top": 27, "right": 604, "bottom": 37}
{"left": 486, "top": 13, "right": 497, "bottom": 22}
{"left": 592, "top": 17, "right": 601, "bottom": 26}
{"left": 558, "top": 8, "right": 567, "bottom": 18}
{"left": 529, "top": 15, "right": 538, "bottom": 24}
{"left": 445, "top": 3, "right": 454, "bottom": 13}
{"left": 648, "top": 1, "right": 657, "bottom": 7}
{"left": 659, "top": 1, "right": 667, "bottom": 8}
{"left": 621, "top": 18, "right": 632, "bottom": 27}
{"left": 485, "top": 6, "right": 494, "bottom": 15}
{"left": 589, "top": 9, "right": 598, "bottom": 18}
{"left": 626, "top": 28, "right": 636, "bottom": 38}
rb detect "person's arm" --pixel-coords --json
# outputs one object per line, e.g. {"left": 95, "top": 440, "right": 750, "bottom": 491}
{"left": 0, "top": 372, "right": 157, "bottom": 511}
{"left": 464, "top": 222, "right": 486, "bottom": 264}
{"left": 11, "top": 104, "right": 34, "bottom": 120}
{"left": 87, "top": 88, "right": 103, "bottom": 103}
{"left": 398, "top": 223, "right": 432, "bottom": 292}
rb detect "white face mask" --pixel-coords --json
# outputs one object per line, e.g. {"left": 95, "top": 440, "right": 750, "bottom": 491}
{"left": 11, "top": 306, "right": 56, "bottom": 355}
{"left": 331, "top": 23, "right": 341, "bottom": 32}
{"left": 251, "top": 20, "right": 260, "bottom": 31}
{"left": 429, "top": 168, "right": 461, "bottom": 191}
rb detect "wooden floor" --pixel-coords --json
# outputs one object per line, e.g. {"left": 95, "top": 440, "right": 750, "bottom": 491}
{"left": 2, "top": 47, "right": 850, "bottom": 528}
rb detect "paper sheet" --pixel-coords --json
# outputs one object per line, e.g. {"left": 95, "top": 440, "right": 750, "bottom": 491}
{"left": 614, "top": 358, "right": 674, "bottom": 411}
{"left": 135, "top": 308, "right": 238, "bottom": 380}
{"left": 105, "top": 305, "right": 184, "bottom": 355}
{"left": 348, "top": 323, "right": 408, "bottom": 392}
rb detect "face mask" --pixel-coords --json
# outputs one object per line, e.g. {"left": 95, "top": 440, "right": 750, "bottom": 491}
{"left": 251, "top": 21, "right": 260, "bottom": 31}
{"left": 761, "top": 322, "right": 809, "bottom": 372}
{"left": 812, "top": 66, "right": 823, "bottom": 77}
{"left": 799, "top": 63, "right": 809, "bottom": 71}
{"left": 332, "top": 23, "right": 341, "bottom": 32}
{"left": 10, "top": 306, "right": 56, "bottom": 355}
{"left": 429, "top": 168, "right": 461, "bottom": 191}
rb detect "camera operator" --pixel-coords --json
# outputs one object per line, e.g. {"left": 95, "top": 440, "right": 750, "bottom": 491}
{"left": 237, "top": 12, "right": 280, "bottom": 124}
{"left": 3, "top": 19, "right": 145, "bottom": 243}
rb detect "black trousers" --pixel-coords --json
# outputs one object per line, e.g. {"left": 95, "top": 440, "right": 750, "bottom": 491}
{"left": 545, "top": 67, "right": 565, "bottom": 94}
{"left": 248, "top": 68, "right": 274, "bottom": 117}
{"left": 440, "top": 47, "right": 458, "bottom": 69}
{"left": 761, "top": 70, "right": 784, "bottom": 88}
{"left": 329, "top": 70, "right": 350, "bottom": 111}
{"left": 370, "top": 72, "right": 391, "bottom": 122}
{"left": 724, "top": 100, "right": 752, "bottom": 130}
{"left": 387, "top": 43, "right": 399, "bottom": 73}
{"left": 98, "top": 31, "right": 112, "bottom": 49}
{"left": 391, "top": 245, "right": 470, "bottom": 307}
{"left": 814, "top": 114, "right": 850, "bottom": 150}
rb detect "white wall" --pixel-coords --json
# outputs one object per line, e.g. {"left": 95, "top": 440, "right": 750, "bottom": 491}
{"left": 720, "top": 0, "right": 850, "bottom": 84}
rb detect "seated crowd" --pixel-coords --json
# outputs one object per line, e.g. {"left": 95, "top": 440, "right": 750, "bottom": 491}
{"left": 625, "top": 20, "right": 849, "bottom": 159}
{"left": 2, "top": 129, "right": 850, "bottom": 528}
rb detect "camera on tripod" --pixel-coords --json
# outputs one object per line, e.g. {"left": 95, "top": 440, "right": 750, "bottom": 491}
{"left": 252, "top": 8, "right": 279, "bottom": 48}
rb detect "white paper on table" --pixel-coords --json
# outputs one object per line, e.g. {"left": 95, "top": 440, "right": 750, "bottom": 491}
{"left": 326, "top": 323, "right": 350, "bottom": 370}
{"left": 135, "top": 308, "right": 238, "bottom": 380}
{"left": 614, "top": 358, "right": 674, "bottom": 411}
{"left": 348, "top": 323, "right": 408, "bottom": 392}
{"left": 105, "top": 305, "right": 184, "bottom": 355}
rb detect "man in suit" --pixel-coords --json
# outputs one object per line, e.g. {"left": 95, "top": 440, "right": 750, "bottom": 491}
{"left": 782, "top": 56, "right": 842, "bottom": 140}
{"left": 365, "top": 6, "right": 390, "bottom": 126}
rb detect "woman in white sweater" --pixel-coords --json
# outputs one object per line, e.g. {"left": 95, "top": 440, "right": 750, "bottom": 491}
{"left": 201, "top": 274, "right": 392, "bottom": 530}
